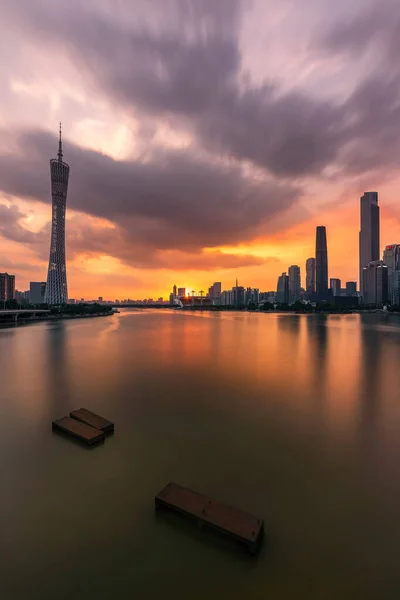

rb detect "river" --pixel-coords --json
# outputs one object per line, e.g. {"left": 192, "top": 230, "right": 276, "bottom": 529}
{"left": 1, "top": 309, "right": 400, "bottom": 599}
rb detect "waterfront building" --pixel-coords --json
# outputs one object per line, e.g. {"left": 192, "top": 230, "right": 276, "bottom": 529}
{"left": 173, "top": 285, "right": 177, "bottom": 297}
{"left": 0, "top": 273, "right": 15, "bottom": 301}
{"left": 362, "top": 261, "right": 388, "bottom": 305}
{"left": 177, "top": 288, "right": 186, "bottom": 298}
{"left": 276, "top": 272, "right": 289, "bottom": 304}
{"left": 330, "top": 278, "right": 341, "bottom": 298}
{"left": 382, "top": 244, "right": 400, "bottom": 305}
{"left": 316, "top": 226, "right": 328, "bottom": 301}
{"left": 359, "top": 192, "right": 380, "bottom": 294}
{"left": 305, "top": 258, "right": 315, "bottom": 300}
{"left": 221, "top": 290, "right": 234, "bottom": 306}
{"left": 44, "top": 124, "right": 70, "bottom": 304}
{"left": 288, "top": 265, "right": 301, "bottom": 303}
{"left": 346, "top": 282, "right": 357, "bottom": 297}
{"left": 29, "top": 282, "right": 46, "bottom": 304}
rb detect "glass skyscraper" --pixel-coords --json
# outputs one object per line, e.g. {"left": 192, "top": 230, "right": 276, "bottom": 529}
{"left": 359, "top": 192, "right": 380, "bottom": 294}
{"left": 315, "top": 226, "right": 328, "bottom": 301}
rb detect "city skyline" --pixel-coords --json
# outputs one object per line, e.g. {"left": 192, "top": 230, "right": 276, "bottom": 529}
{"left": 1, "top": 1, "right": 400, "bottom": 299}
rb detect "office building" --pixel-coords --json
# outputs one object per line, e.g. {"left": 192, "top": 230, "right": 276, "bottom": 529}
{"left": 221, "top": 290, "right": 234, "bottom": 306}
{"left": 288, "top": 265, "right": 301, "bottom": 303}
{"left": 383, "top": 244, "right": 400, "bottom": 305}
{"left": 330, "top": 278, "right": 341, "bottom": 298}
{"left": 29, "top": 282, "right": 46, "bottom": 304}
{"left": 346, "top": 282, "right": 357, "bottom": 297}
{"left": 276, "top": 272, "right": 289, "bottom": 304}
{"left": 305, "top": 258, "right": 315, "bottom": 300}
{"left": 177, "top": 288, "right": 186, "bottom": 298}
{"left": 44, "top": 124, "right": 70, "bottom": 304}
{"left": 0, "top": 273, "right": 15, "bottom": 301}
{"left": 316, "top": 226, "right": 328, "bottom": 301}
{"left": 362, "top": 261, "right": 388, "bottom": 305}
{"left": 173, "top": 285, "right": 177, "bottom": 297}
{"left": 233, "top": 284, "right": 245, "bottom": 307}
{"left": 359, "top": 192, "right": 380, "bottom": 294}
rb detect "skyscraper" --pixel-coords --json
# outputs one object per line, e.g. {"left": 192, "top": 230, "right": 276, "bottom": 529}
{"left": 315, "top": 226, "right": 328, "bottom": 301}
{"left": 382, "top": 244, "right": 400, "bottom": 305}
{"left": 305, "top": 258, "right": 315, "bottom": 300}
{"left": 330, "top": 278, "right": 341, "bottom": 298}
{"left": 276, "top": 272, "right": 289, "bottom": 304}
{"left": 288, "top": 265, "right": 301, "bottom": 303}
{"left": 362, "top": 261, "right": 388, "bottom": 305}
{"left": 173, "top": 285, "right": 177, "bottom": 297}
{"left": 359, "top": 192, "right": 380, "bottom": 294}
{"left": 44, "top": 124, "right": 70, "bottom": 304}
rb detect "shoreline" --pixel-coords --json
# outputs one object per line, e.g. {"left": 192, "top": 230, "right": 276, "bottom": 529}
{"left": 0, "top": 311, "right": 113, "bottom": 330}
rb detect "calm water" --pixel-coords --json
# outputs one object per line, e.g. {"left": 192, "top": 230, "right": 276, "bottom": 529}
{"left": 1, "top": 310, "right": 400, "bottom": 599}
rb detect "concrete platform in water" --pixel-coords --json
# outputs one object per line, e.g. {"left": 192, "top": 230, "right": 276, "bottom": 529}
{"left": 52, "top": 417, "right": 105, "bottom": 446}
{"left": 155, "top": 482, "right": 264, "bottom": 554}
{"left": 70, "top": 408, "right": 114, "bottom": 433}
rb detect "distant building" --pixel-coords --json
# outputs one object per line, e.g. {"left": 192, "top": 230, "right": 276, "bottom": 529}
{"left": 288, "top": 265, "right": 301, "bottom": 303}
{"left": 382, "top": 244, "right": 400, "bottom": 305}
{"left": 359, "top": 192, "right": 380, "bottom": 294}
{"left": 29, "top": 282, "right": 46, "bottom": 304}
{"left": 98, "top": 296, "right": 103, "bottom": 303}
{"left": 346, "top": 282, "right": 357, "bottom": 297}
{"left": 233, "top": 285, "right": 245, "bottom": 307}
{"left": 305, "top": 258, "right": 315, "bottom": 300}
{"left": 15, "top": 290, "right": 29, "bottom": 305}
{"left": 330, "top": 278, "right": 341, "bottom": 298}
{"left": 0, "top": 273, "right": 15, "bottom": 301}
{"left": 362, "top": 261, "right": 388, "bottom": 305}
{"left": 208, "top": 282, "right": 222, "bottom": 304}
{"left": 316, "top": 226, "right": 328, "bottom": 301}
{"left": 276, "top": 272, "right": 289, "bottom": 304}
{"left": 177, "top": 288, "right": 186, "bottom": 298}
{"left": 169, "top": 293, "right": 174, "bottom": 304}
{"left": 173, "top": 285, "right": 177, "bottom": 297}
{"left": 221, "top": 290, "right": 234, "bottom": 306}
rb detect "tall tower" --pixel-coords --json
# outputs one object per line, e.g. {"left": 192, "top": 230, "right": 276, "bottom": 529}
{"left": 288, "top": 265, "right": 301, "bottom": 303}
{"left": 359, "top": 192, "right": 379, "bottom": 294}
{"left": 315, "top": 226, "right": 328, "bottom": 301}
{"left": 44, "top": 124, "right": 70, "bottom": 304}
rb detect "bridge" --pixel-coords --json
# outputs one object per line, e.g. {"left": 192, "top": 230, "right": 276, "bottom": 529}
{"left": 0, "top": 309, "right": 50, "bottom": 323}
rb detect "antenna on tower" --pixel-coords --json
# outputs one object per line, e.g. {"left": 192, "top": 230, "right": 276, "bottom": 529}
{"left": 58, "top": 122, "right": 63, "bottom": 162}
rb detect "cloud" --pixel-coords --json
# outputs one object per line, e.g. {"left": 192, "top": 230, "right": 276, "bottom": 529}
{"left": 0, "top": 203, "right": 46, "bottom": 246}
{"left": 0, "top": 128, "right": 301, "bottom": 255}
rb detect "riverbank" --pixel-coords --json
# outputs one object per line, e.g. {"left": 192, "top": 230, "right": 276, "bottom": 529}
{"left": 0, "top": 310, "right": 113, "bottom": 329}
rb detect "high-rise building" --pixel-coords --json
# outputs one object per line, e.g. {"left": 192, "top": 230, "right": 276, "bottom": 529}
{"left": 44, "top": 124, "right": 70, "bottom": 304}
{"left": 288, "top": 265, "right": 301, "bottom": 303}
{"left": 276, "top": 272, "right": 289, "bottom": 304}
{"left": 177, "top": 288, "right": 186, "bottom": 298}
{"left": 346, "top": 282, "right": 357, "bottom": 297}
{"left": 0, "top": 273, "right": 15, "bottom": 301}
{"left": 382, "top": 244, "right": 400, "bottom": 305}
{"left": 330, "top": 278, "right": 341, "bottom": 298}
{"left": 315, "top": 226, "right": 328, "bottom": 301}
{"left": 173, "top": 285, "right": 177, "bottom": 297}
{"left": 359, "top": 192, "right": 380, "bottom": 294}
{"left": 305, "top": 258, "right": 315, "bottom": 300}
{"left": 362, "top": 261, "right": 388, "bottom": 305}
{"left": 29, "top": 282, "right": 46, "bottom": 304}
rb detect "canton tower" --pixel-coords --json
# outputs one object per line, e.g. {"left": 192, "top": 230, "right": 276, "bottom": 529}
{"left": 44, "top": 124, "right": 70, "bottom": 304}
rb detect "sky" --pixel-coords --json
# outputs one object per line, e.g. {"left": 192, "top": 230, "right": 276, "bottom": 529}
{"left": 1, "top": 0, "right": 400, "bottom": 300}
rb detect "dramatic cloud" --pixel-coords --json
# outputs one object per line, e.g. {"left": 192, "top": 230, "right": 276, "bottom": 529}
{"left": 0, "top": 128, "right": 301, "bottom": 254}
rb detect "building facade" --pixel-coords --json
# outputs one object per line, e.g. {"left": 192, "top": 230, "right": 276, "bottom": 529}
{"left": 44, "top": 124, "right": 70, "bottom": 304}
{"left": 30, "top": 282, "right": 46, "bottom": 305}
{"left": 0, "top": 273, "right": 15, "bottom": 301}
{"left": 316, "top": 226, "right": 328, "bottom": 301}
{"left": 305, "top": 257, "right": 315, "bottom": 300}
{"left": 276, "top": 272, "right": 289, "bottom": 304}
{"left": 345, "top": 282, "right": 357, "bottom": 297}
{"left": 288, "top": 265, "right": 301, "bottom": 303}
{"left": 330, "top": 278, "right": 341, "bottom": 298}
{"left": 177, "top": 287, "right": 186, "bottom": 298}
{"left": 382, "top": 244, "right": 400, "bottom": 305}
{"left": 362, "top": 261, "right": 388, "bottom": 305}
{"left": 359, "top": 192, "right": 380, "bottom": 294}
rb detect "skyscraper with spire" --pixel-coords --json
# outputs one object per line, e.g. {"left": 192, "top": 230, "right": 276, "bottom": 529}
{"left": 44, "top": 124, "right": 70, "bottom": 304}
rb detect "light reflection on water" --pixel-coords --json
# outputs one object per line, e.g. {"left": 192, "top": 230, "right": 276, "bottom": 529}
{"left": 1, "top": 310, "right": 400, "bottom": 599}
